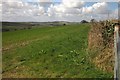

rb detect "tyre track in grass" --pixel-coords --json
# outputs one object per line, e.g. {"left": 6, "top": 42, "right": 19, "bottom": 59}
{"left": 2, "top": 25, "right": 86, "bottom": 52}
{"left": 2, "top": 26, "right": 71, "bottom": 52}
{"left": 2, "top": 36, "right": 50, "bottom": 52}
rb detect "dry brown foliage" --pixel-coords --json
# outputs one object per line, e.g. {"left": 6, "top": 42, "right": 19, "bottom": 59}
{"left": 88, "top": 20, "right": 114, "bottom": 73}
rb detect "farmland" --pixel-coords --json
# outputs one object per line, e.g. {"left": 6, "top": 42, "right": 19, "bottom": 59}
{"left": 2, "top": 23, "right": 113, "bottom": 78}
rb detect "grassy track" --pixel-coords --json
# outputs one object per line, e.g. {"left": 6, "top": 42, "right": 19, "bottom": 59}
{"left": 2, "top": 24, "right": 112, "bottom": 78}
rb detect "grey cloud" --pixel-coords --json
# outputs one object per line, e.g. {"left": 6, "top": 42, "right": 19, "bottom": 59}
{"left": 2, "top": 0, "right": 118, "bottom": 22}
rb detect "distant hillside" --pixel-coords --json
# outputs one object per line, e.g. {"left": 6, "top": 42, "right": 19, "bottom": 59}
{"left": 2, "top": 21, "right": 71, "bottom": 32}
{"left": 2, "top": 22, "right": 32, "bottom": 27}
{"left": 2, "top": 21, "right": 71, "bottom": 27}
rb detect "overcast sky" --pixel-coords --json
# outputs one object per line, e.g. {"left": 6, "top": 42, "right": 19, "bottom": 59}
{"left": 1, "top": 0, "right": 119, "bottom": 22}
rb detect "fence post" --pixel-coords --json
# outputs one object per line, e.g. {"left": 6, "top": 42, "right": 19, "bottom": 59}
{"left": 114, "top": 25, "right": 120, "bottom": 80}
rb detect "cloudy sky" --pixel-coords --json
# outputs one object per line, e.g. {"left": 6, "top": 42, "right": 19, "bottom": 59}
{"left": 1, "top": 0, "right": 119, "bottom": 22}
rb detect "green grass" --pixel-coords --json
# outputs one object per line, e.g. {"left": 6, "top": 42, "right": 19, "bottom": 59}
{"left": 2, "top": 23, "right": 113, "bottom": 78}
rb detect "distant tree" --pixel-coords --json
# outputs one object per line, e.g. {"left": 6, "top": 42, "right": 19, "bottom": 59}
{"left": 28, "top": 27, "right": 31, "bottom": 29}
{"left": 81, "top": 20, "right": 88, "bottom": 23}
{"left": 14, "top": 29, "right": 17, "bottom": 31}
{"left": 90, "top": 19, "right": 96, "bottom": 23}
{"left": 63, "top": 23, "right": 66, "bottom": 26}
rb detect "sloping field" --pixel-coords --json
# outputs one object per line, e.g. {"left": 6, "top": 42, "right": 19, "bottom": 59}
{"left": 2, "top": 24, "right": 112, "bottom": 78}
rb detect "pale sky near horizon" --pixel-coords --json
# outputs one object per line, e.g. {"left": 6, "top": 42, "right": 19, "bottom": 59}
{"left": 1, "top": 0, "right": 119, "bottom": 22}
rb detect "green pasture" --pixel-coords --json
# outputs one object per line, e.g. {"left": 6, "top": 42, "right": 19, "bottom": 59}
{"left": 2, "top": 23, "right": 113, "bottom": 78}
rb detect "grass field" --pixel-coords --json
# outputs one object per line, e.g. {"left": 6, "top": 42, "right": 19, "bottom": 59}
{"left": 2, "top": 23, "right": 113, "bottom": 78}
